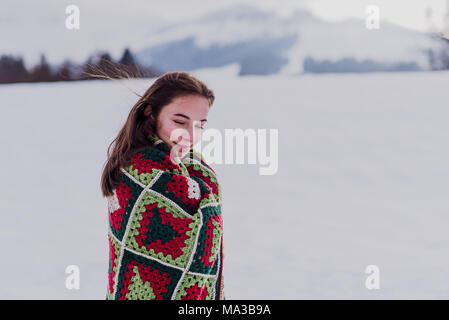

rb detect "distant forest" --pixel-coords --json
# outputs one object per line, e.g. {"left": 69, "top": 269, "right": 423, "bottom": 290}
{"left": 303, "top": 35, "right": 449, "bottom": 73}
{"left": 2, "top": 34, "right": 449, "bottom": 83}
{"left": 0, "top": 47, "right": 162, "bottom": 84}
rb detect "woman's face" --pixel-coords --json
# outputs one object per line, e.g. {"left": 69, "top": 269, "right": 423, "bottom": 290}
{"left": 149, "top": 94, "right": 210, "bottom": 155}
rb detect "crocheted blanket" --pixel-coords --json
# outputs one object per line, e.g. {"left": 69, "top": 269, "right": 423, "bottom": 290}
{"left": 106, "top": 133, "right": 225, "bottom": 300}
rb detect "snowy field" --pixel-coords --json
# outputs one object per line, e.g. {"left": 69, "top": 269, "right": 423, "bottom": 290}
{"left": 1, "top": 65, "right": 448, "bottom": 299}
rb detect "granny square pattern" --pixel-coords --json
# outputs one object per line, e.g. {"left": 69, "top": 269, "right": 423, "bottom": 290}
{"left": 106, "top": 133, "right": 225, "bottom": 300}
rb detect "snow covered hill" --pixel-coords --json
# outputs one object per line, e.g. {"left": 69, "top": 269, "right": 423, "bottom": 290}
{"left": 135, "top": 4, "right": 443, "bottom": 75}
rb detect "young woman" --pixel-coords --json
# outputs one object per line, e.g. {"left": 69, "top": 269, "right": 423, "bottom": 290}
{"left": 101, "top": 71, "right": 225, "bottom": 300}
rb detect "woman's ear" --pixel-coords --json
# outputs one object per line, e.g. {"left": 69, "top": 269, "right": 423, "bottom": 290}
{"left": 143, "top": 104, "right": 152, "bottom": 117}
{"left": 146, "top": 108, "right": 156, "bottom": 128}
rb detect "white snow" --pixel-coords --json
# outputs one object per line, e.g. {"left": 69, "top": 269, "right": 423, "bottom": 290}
{"left": 0, "top": 68, "right": 449, "bottom": 299}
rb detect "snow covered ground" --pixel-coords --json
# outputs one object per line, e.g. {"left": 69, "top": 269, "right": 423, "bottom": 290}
{"left": 1, "top": 66, "right": 448, "bottom": 299}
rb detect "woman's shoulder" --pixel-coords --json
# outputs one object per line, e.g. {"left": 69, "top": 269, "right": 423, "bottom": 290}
{"left": 131, "top": 144, "right": 170, "bottom": 163}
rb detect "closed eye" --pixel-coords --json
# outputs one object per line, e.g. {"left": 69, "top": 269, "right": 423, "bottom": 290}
{"left": 174, "top": 120, "right": 204, "bottom": 129}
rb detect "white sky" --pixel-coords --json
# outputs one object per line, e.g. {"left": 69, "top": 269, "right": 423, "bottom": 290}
{"left": 306, "top": 0, "right": 448, "bottom": 32}
{"left": 167, "top": 0, "right": 448, "bottom": 31}
{"left": 128, "top": 0, "right": 449, "bottom": 32}
{"left": 2, "top": 0, "right": 447, "bottom": 31}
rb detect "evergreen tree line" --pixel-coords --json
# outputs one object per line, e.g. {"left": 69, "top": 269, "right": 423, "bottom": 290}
{"left": 2, "top": 38, "right": 449, "bottom": 83}
{"left": 0, "top": 47, "right": 162, "bottom": 84}
{"left": 427, "top": 35, "right": 449, "bottom": 70}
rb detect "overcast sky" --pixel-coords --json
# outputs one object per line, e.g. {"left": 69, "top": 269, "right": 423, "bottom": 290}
{"left": 102, "top": 0, "right": 449, "bottom": 31}
{"left": 307, "top": 0, "right": 448, "bottom": 31}
{"left": 109, "top": 0, "right": 449, "bottom": 31}
{"left": 1, "top": 0, "right": 447, "bottom": 30}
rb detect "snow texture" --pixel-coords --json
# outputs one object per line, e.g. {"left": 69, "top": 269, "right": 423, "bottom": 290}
{"left": 0, "top": 67, "right": 448, "bottom": 299}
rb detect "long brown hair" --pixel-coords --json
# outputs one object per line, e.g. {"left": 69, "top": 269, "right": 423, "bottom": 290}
{"left": 100, "top": 71, "right": 215, "bottom": 197}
